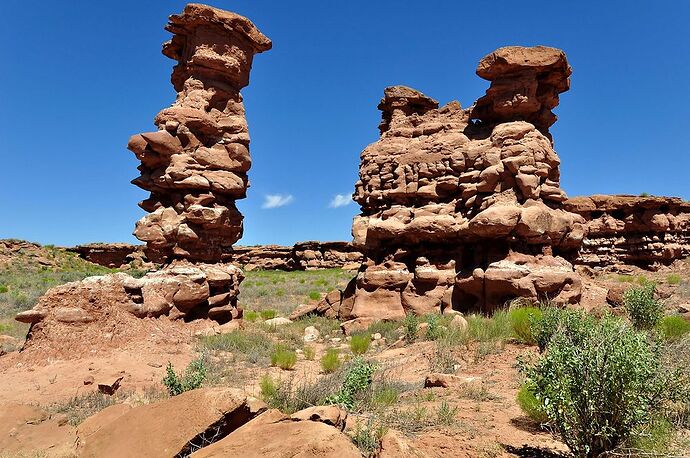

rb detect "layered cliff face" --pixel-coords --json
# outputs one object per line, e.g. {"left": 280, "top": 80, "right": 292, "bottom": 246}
{"left": 128, "top": 4, "right": 271, "bottom": 264}
{"left": 565, "top": 195, "right": 690, "bottom": 268}
{"left": 323, "top": 46, "right": 587, "bottom": 326}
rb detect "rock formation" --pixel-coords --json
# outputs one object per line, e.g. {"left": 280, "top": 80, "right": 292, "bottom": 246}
{"left": 565, "top": 195, "right": 690, "bottom": 268}
{"left": 16, "top": 5, "right": 269, "bottom": 347}
{"left": 67, "top": 243, "right": 146, "bottom": 269}
{"left": 127, "top": 3, "right": 271, "bottom": 264}
{"left": 311, "top": 46, "right": 588, "bottom": 327}
{"left": 233, "top": 241, "right": 363, "bottom": 271}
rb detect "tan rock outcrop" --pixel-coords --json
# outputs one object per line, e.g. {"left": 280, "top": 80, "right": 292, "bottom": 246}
{"left": 128, "top": 4, "right": 270, "bottom": 263}
{"left": 323, "top": 46, "right": 585, "bottom": 322}
{"left": 233, "top": 241, "right": 363, "bottom": 271}
{"left": 565, "top": 195, "right": 690, "bottom": 268}
{"left": 67, "top": 243, "right": 145, "bottom": 268}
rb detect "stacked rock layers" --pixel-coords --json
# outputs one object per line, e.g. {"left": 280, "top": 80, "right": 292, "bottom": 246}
{"left": 565, "top": 195, "right": 690, "bottom": 268}
{"left": 328, "top": 46, "right": 587, "bottom": 325}
{"left": 128, "top": 4, "right": 271, "bottom": 264}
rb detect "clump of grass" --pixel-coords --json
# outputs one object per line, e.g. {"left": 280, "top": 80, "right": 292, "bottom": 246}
{"left": 656, "top": 316, "right": 690, "bottom": 341}
{"left": 371, "top": 386, "right": 400, "bottom": 408}
{"left": 351, "top": 417, "right": 387, "bottom": 457}
{"left": 403, "top": 314, "right": 419, "bottom": 342}
{"left": 467, "top": 310, "right": 512, "bottom": 343}
{"left": 303, "top": 346, "right": 316, "bottom": 361}
{"left": 243, "top": 310, "right": 259, "bottom": 322}
{"left": 436, "top": 400, "right": 458, "bottom": 425}
{"left": 308, "top": 291, "right": 321, "bottom": 301}
{"left": 350, "top": 334, "right": 371, "bottom": 355}
{"left": 666, "top": 274, "right": 682, "bottom": 285}
{"left": 365, "top": 320, "right": 400, "bottom": 342}
{"left": 260, "top": 309, "right": 277, "bottom": 320}
{"left": 199, "top": 329, "right": 273, "bottom": 364}
{"left": 162, "top": 358, "right": 206, "bottom": 396}
{"left": 431, "top": 340, "right": 458, "bottom": 373}
{"left": 0, "top": 285, "right": 8, "bottom": 294}
{"left": 271, "top": 346, "right": 298, "bottom": 370}
{"left": 321, "top": 348, "right": 341, "bottom": 373}
{"left": 508, "top": 306, "right": 542, "bottom": 345}
{"left": 424, "top": 314, "right": 444, "bottom": 341}
{"left": 516, "top": 383, "right": 548, "bottom": 424}
{"left": 49, "top": 390, "right": 127, "bottom": 426}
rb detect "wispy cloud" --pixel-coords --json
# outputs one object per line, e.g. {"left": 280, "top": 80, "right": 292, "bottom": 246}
{"left": 329, "top": 194, "right": 352, "bottom": 208}
{"left": 262, "top": 194, "right": 294, "bottom": 209}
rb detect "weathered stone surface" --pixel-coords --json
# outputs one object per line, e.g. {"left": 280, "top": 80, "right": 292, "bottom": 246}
{"left": 16, "top": 262, "right": 244, "bottom": 355}
{"left": 327, "top": 46, "right": 585, "bottom": 320}
{"left": 564, "top": 195, "right": 690, "bottom": 268}
{"left": 233, "top": 241, "right": 363, "bottom": 271}
{"left": 128, "top": 4, "right": 270, "bottom": 264}
{"left": 76, "top": 388, "right": 265, "bottom": 457}
{"left": 67, "top": 243, "right": 145, "bottom": 268}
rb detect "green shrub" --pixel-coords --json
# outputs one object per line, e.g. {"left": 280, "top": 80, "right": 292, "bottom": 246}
{"left": 366, "top": 320, "right": 400, "bottom": 342}
{"left": 371, "top": 386, "right": 399, "bottom": 408}
{"left": 326, "top": 357, "right": 376, "bottom": 409}
{"left": 0, "top": 285, "right": 8, "bottom": 293}
{"left": 624, "top": 283, "right": 663, "bottom": 330}
{"left": 657, "top": 315, "right": 690, "bottom": 340}
{"left": 436, "top": 400, "right": 458, "bottom": 426}
{"left": 308, "top": 291, "right": 321, "bottom": 301}
{"left": 162, "top": 359, "right": 206, "bottom": 396}
{"left": 666, "top": 273, "right": 682, "bottom": 285}
{"left": 508, "top": 307, "right": 542, "bottom": 345}
{"left": 243, "top": 310, "right": 259, "bottom": 322}
{"left": 516, "top": 383, "right": 548, "bottom": 424}
{"left": 403, "top": 314, "right": 419, "bottom": 342}
{"left": 321, "top": 348, "right": 341, "bottom": 373}
{"left": 259, "top": 374, "right": 277, "bottom": 399}
{"left": 260, "top": 309, "right": 277, "bottom": 320}
{"left": 271, "top": 346, "right": 297, "bottom": 370}
{"left": 530, "top": 307, "right": 596, "bottom": 353}
{"left": 424, "top": 314, "right": 443, "bottom": 341}
{"left": 350, "top": 334, "right": 371, "bottom": 355}
{"left": 521, "top": 314, "right": 679, "bottom": 458}
{"left": 303, "top": 346, "right": 316, "bottom": 361}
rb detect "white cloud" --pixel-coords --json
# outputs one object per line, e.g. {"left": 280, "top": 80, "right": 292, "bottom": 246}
{"left": 262, "top": 194, "right": 294, "bottom": 209}
{"left": 329, "top": 194, "right": 352, "bottom": 208}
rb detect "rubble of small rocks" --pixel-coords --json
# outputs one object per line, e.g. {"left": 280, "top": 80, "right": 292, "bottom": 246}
{"left": 128, "top": 3, "right": 270, "bottom": 264}
{"left": 311, "top": 46, "right": 587, "bottom": 326}
{"left": 565, "top": 195, "right": 690, "bottom": 268}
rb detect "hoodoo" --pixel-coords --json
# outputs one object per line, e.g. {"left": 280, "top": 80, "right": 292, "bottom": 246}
{"left": 310, "top": 46, "right": 588, "bottom": 329}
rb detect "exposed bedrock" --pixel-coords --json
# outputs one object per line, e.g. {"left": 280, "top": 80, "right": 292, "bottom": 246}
{"left": 565, "top": 195, "right": 690, "bottom": 268}
{"left": 309, "top": 46, "right": 586, "bottom": 327}
{"left": 128, "top": 3, "right": 271, "bottom": 264}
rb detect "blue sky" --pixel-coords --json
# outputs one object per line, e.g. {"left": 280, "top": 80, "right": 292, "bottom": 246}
{"left": 1, "top": 1, "right": 688, "bottom": 246}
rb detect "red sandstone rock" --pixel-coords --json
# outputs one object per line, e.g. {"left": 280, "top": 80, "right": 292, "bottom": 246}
{"left": 128, "top": 4, "right": 270, "bottom": 264}
{"left": 330, "top": 46, "right": 585, "bottom": 319}
{"left": 564, "top": 195, "right": 690, "bottom": 268}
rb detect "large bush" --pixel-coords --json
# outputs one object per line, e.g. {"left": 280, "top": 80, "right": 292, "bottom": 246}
{"left": 530, "top": 307, "right": 595, "bottom": 353}
{"left": 521, "top": 314, "right": 678, "bottom": 457}
{"left": 624, "top": 283, "right": 663, "bottom": 330}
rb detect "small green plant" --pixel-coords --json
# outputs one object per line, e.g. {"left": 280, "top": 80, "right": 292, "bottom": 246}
{"left": 436, "top": 400, "right": 458, "bottom": 426}
{"left": 199, "top": 329, "right": 274, "bottom": 364}
{"left": 656, "top": 315, "right": 690, "bottom": 340}
{"left": 303, "top": 345, "right": 316, "bottom": 361}
{"left": 321, "top": 348, "right": 341, "bottom": 373}
{"left": 260, "top": 309, "right": 277, "bottom": 320}
{"left": 308, "top": 291, "right": 321, "bottom": 301}
{"left": 366, "top": 320, "right": 400, "bottom": 342}
{"left": 243, "top": 310, "right": 259, "bottom": 322}
{"left": 271, "top": 346, "right": 297, "bottom": 370}
{"left": 403, "top": 314, "right": 419, "bottom": 342}
{"left": 350, "top": 334, "right": 371, "bottom": 355}
{"left": 162, "top": 358, "right": 207, "bottom": 396}
{"left": 624, "top": 283, "right": 663, "bottom": 330}
{"left": 326, "top": 357, "right": 376, "bottom": 409}
{"left": 516, "top": 383, "right": 548, "bottom": 424}
{"left": 425, "top": 314, "right": 443, "bottom": 341}
{"left": 351, "top": 417, "right": 386, "bottom": 457}
{"left": 508, "top": 307, "right": 542, "bottom": 345}
{"left": 640, "top": 192, "right": 650, "bottom": 197}
{"left": 0, "top": 285, "right": 8, "bottom": 293}
{"left": 259, "top": 374, "right": 277, "bottom": 399}
{"left": 666, "top": 273, "right": 682, "bottom": 285}
{"left": 371, "top": 386, "right": 399, "bottom": 408}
